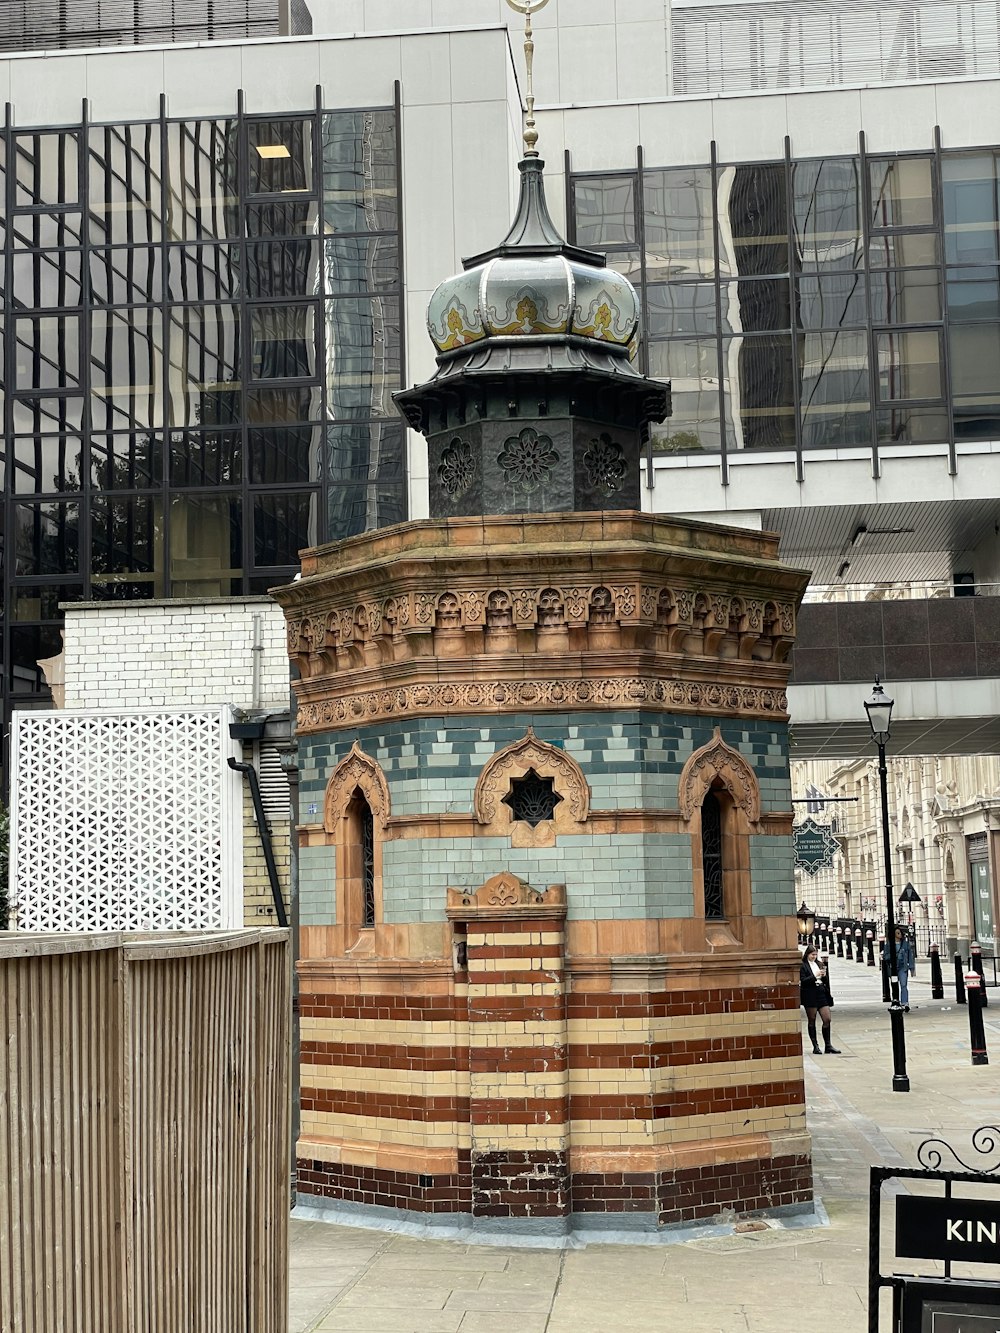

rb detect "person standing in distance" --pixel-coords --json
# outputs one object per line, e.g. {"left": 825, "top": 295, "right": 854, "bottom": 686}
{"left": 883, "top": 926, "right": 916, "bottom": 1011}
{"left": 800, "top": 944, "right": 841, "bottom": 1054}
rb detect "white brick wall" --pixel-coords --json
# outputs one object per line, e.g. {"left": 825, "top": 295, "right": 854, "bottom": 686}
{"left": 62, "top": 598, "right": 290, "bottom": 712}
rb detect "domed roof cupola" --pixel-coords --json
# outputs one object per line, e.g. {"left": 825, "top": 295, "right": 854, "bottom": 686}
{"left": 394, "top": 0, "right": 670, "bottom": 519}
{"left": 426, "top": 157, "right": 640, "bottom": 356}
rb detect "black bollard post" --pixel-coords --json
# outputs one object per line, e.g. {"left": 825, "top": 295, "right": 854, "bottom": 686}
{"left": 835, "top": 928, "right": 844, "bottom": 958}
{"left": 880, "top": 942, "right": 891, "bottom": 1003}
{"left": 844, "top": 930, "right": 854, "bottom": 962}
{"left": 954, "top": 953, "right": 966, "bottom": 1005}
{"left": 823, "top": 954, "right": 832, "bottom": 1005}
{"left": 964, "top": 971, "right": 989, "bottom": 1065}
{"left": 866, "top": 931, "right": 876, "bottom": 967}
{"left": 929, "top": 945, "right": 944, "bottom": 1000}
{"left": 971, "top": 943, "right": 989, "bottom": 1008}
{"left": 855, "top": 928, "right": 865, "bottom": 963}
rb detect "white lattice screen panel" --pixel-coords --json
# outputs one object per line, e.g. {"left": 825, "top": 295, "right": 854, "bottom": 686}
{"left": 10, "top": 708, "right": 243, "bottom": 932}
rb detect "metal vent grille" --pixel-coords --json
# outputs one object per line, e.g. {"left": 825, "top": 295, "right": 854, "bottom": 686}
{"left": 0, "top": 0, "right": 282, "bottom": 53}
{"left": 257, "top": 743, "right": 291, "bottom": 830}
{"left": 9, "top": 708, "right": 243, "bottom": 932}
{"left": 672, "top": 0, "right": 995, "bottom": 96}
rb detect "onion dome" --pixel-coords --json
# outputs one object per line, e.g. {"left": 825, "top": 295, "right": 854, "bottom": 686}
{"left": 426, "top": 157, "right": 639, "bottom": 356}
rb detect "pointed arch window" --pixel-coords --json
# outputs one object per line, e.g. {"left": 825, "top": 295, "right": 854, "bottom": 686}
{"left": 347, "top": 787, "right": 376, "bottom": 930}
{"left": 701, "top": 787, "right": 725, "bottom": 919}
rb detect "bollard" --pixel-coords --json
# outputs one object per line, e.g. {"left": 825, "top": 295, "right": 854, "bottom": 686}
{"left": 866, "top": 930, "right": 876, "bottom": 967}
{"left": 880, "top": 946, "right": 891, "bottom": 1003}
{"left": 822, "top": 954, "right": 832, "bottom": 1005}
{"left": 964, "top": 972, "right": 989, "bottom": 1065}
{"left": 954, "top": 953, "right": 966, "bottom": 1005}
{"left": 844, "top": 930, "right": 854, "bottom": 962}
{"left": 835, "top": 927, "right": 844, "bottom": 959}
{"left": 929, "top": 945, "right": 944, "bottom": 1000}
{"left": 971, "top": 943, "right": 989, "bottom": 1008}
{"left": 855, "top": 928, "right": 865, "bottom": 963}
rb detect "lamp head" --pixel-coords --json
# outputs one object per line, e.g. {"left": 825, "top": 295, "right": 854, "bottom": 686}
{"left": 864, "top": 676, "right": 894, "bottom": 746}
{"left": 795, "top": 900, "right": 816, "bottom": 937}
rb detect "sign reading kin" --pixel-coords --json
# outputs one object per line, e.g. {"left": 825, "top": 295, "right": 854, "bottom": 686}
{"left": 897, "top": 1196, "right": 1000, "bottom": 1266}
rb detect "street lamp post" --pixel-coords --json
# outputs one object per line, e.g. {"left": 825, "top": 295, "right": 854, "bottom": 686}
{"left": 864, "top": 677, "right": 910, "bottom": 1093}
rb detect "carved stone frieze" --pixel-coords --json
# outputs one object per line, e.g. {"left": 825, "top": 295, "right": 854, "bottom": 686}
{"left": 295, "top": 676, "right": 788, "bottom": 734}
{"left": 283, "top": 577, "right": 797, "bottom": 680}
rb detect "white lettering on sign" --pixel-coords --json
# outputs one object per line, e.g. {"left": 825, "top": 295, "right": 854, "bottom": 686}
{"left": 945, "top": 1218, "right": 999, "bottom": 1244}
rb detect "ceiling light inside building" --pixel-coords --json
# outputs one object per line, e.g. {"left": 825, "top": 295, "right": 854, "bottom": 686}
{"left": 255, "top": 144, "right": 291, "bottom": 159}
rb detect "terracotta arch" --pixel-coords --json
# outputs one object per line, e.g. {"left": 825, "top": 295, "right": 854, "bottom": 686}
{"left": 678, "top": 727, "right": 762, "bottom": 941}
{"left": 677, "top": 727, "right": 761, "bottom": 829}
{"left": 474, "top": 727, "right": 590, "bottom": 848}
{"left": 323, "top": 743, "right": 390, "bottom": 944}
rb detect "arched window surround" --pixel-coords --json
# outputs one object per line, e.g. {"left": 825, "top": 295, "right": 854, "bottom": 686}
{"left": 323, "top": 743, "right": 390, "bottom": 943}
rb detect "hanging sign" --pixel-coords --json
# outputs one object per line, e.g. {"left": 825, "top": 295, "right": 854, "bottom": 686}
{"left": 794, "top": 818, "right": 838, "bottom": 876}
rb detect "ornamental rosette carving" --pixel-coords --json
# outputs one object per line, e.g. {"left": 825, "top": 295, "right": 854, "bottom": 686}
{"left": 437, "top": 437, "right": 477, "bottom": 499}
{"left": 583, "top": 432, "right": 627, "bottom": 496}
{"left": 497, "top": 426, "right": 559, "bottom": 493}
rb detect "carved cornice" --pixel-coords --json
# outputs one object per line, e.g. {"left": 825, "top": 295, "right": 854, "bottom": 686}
{"left": 282, "top": 578, "right": 799, "bottom": 684}
{"left": 295, "top": 673, "right": 789, "bottom": 733}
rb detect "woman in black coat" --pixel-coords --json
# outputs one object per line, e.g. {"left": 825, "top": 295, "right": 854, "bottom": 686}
{"left": 800, "top": 944, "right": 841, "bottom": 1054}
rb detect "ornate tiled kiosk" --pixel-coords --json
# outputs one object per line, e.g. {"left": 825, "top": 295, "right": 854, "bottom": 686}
{"left": 273, "top": 87, "right": 813, "bottom": 1233}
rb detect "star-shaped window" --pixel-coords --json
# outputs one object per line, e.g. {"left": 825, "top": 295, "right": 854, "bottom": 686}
{"left": 502, "top": 769, "right": 562, "bottom": 827}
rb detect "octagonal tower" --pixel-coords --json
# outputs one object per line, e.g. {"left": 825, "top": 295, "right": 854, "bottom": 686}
{"left": 273, "top": 116, "right": 813, "bottom": 1235}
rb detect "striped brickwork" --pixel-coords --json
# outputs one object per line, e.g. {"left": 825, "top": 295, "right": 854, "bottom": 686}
{"left": 275, "top": 512, "right": 813, "bottom": 1229}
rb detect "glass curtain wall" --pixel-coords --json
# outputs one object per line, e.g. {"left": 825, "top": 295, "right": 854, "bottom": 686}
{"left": 1, "top": 104, "right": 404, "bottom": 704}
{"left": 570, "top": 144, "right": 996, "bottom": 466}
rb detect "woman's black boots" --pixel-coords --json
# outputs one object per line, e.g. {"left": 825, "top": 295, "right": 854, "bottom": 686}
{"left": 822, "top": 1023, "right": 841, "bottom": 1054}
{"left": 807, "top": 1021, "right": 821, "bottom": 1054}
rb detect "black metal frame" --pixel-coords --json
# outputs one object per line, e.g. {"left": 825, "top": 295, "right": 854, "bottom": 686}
{"left": 869, "top": 1128, "right": 1000, "bottom": 1332}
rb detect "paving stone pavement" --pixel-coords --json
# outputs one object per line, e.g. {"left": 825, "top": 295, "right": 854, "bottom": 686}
{"left": 288, "top": 963, "right": 1000, "bottom": 1332}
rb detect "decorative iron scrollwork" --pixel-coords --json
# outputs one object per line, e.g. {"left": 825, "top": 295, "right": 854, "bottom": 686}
{"left": 916, "top": 1126, "right": 1000, "bottom": 1174}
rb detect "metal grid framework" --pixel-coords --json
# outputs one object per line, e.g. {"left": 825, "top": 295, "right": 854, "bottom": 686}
{"left": 567, "top": 130, "right": 1000, "bottom": 486}
{"left": 9, "top": 707, "right": 244, "bottom": 931}
{"left": 1, "top": 90, "right": 406, "bottom": 750}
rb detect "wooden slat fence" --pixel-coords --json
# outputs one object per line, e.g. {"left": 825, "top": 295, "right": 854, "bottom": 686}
{"left": 0, "top": 929, "right": 290, "bottom": 1333}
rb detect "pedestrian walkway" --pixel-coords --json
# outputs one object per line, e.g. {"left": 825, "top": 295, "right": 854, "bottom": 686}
{"left": 288, "top": 960, "right": 1000, "bottom": 1332}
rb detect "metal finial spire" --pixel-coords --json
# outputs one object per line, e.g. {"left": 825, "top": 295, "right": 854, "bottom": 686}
{"left": 506, "top": 0, "right": 550, "bottom": 157}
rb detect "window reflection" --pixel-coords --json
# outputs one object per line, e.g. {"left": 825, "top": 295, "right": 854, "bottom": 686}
{"left": 800, "top": 331, "right": 870, "bottom": 447}
{"left": 869, "top": 268, "right": 940, "bottom": 323}
{"left": 13, "top": 435, "right": 82, "bottom": 493}
{"left": 869, "top": 157, "right": 935, "bottom": 229}
{"left": 327, "top": 483, "right": 405, "bottom": 542}
{"left": 796, "top": 273, "right": 866, "bottom": 328}
{"left": 325, "top": 297, "right": 400, "bottom": 417}
{"left": 168, "top": 304, "right": 241, "bottom": 427}
{"left": 572, "top": 176, "right": 636, "bottom": 248}
{"left": 943, "top": 153, "right": 1000, "bottom": 265}
{"left": 322, "top": 111, "right": 398, "bottom": 234}
{"left": 250, "top": 304, "right": 316, "bottom": 380}
{"left": 91, "top": 247, "right": 163, "bottom": 306}
{"left": 169, "top": 494, "right": 242, "bottom": 597}
{"left": 165, "top": 120, "right": 239, "bottom": 242}
{"left": 324, "top": 235, "right": 398, "bottom": 294}
{"left": 253, "top": 491, "right": 318, "bottom": 565}
{"left": 947, "top": 267, "right": 1000, "bottom": 321}
{"left": 648, "top": 340, "right": 724, "bottom": 453}
{"left": 726, "top": 334, "right": 797, "bottom": 449}
{"left": 723, "top": 277, "right": 790, "bottom": 334}
{"left": 646, "top": 283, "right": 717, "bottom": 338}
{"left": 875, "top": 329, "right": 943, "bottom": 400}
{"left": 12, "top": 396, "right": 84, "bottom": 435}
{"left": 643, "top": 168, "right": 715, "bottom": 279}
{"left": 91, "top": 308, "right": 165, "bottom": 431}
{"left": 249, "top": 425, "right": 320, "bottom": 484}
{"left": 721, "top": 163, "right": 789, "bottom": 277}
{"left": 167, "top": 242, "right": 237, "bottom": 303}
{"left": 91, "top": 433, "right": 163, "bottom": 490}
{"left": 13, "top": 247, "right": 83, "bottom": 309}
{"left": 88, "top": 123, "right": 163, "bottom": 245}
{"left": 326, "top": 421, "right": 405, "bottom": 484}
{"left": 247, "top": 119, "right": 313, "bottom": 195}
{"left": 244, "top": 239, "right": 319, "bottom": 298}
{"left": 14, "top": 133, "right": 79, "bottom": 207}
{"left": 90, "top": 496, "right": 163, "bottom": 597}
{"left": 14, "top": 501, "right": 80, "bottom": 575}
{"left": 15, "top": 315, "right": 81, "bottom": 390}
{"left": 792, "top": 159, "right": 863, "bottom": 270}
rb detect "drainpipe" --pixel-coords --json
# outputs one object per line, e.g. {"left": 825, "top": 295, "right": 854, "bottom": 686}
{"left": 228, "top": 718, "right": 288, "bottom": 929}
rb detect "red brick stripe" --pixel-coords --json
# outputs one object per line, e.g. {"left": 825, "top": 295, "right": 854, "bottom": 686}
{"left": 301, "top": 1040, "right": 460, "bottom": 1071}
{"left": 569, "top": 1032, "right": 801, "bottom": 1068}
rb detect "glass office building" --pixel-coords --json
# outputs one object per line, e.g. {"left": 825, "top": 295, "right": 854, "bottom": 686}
{"left": 2, "top": 102, "right": 405, "bottom": 704}
{"left": 570, "top": 145, "right": 1000, "bottom": 476}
